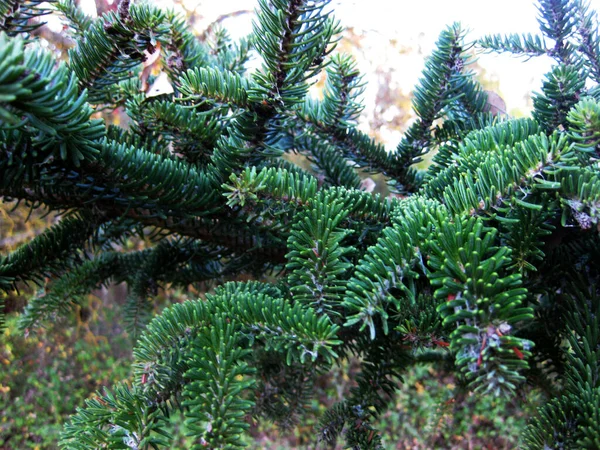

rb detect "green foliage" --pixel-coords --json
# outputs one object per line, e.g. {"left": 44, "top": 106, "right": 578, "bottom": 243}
{"left": 390, "top": 22, "right": 488, "bottom": 193}
{"left": 0, "top": 32, "right": 104, "bottom": 165}
{"left": 523, "top": 280, "right": 600, "bottom": 449}
{"left": 286, "top": 191, "right": 354, "bottom": 316}
{"left": 183, "top": 315, "right": 256, "bottom": 449}
{"left": 429, "top": 217, "right": 533, "bottom": 395}
{"left": 61, "top": 383, "right": 171, "bottom": 449}
{"left": 533, "top": 64, "right": 586, "bottom": 132}
{"left": 68, "top": 3, "right": 170, "bottom": 105}
{"left": 1, "top": 310, "right": 132, "bottom": 449}
{"left": 54, "top": 0, "right": 92, "bottom": 38}
{"left": 567, "top": 96, "right": 600, "bottom": 156}
{"left": 2, "top": 0, "right": 600, "bottom": 448}
{"left": 0, "top": 0, "right": 52, "bottom": 36}
{"left": 250, "top": 0, "right": 340, "bottom": 107}
{"left": 0, "top": 211, "right": 103, "bottom": 310}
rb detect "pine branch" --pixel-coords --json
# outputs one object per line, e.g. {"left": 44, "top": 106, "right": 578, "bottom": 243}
{"left": 295, "top": 106, "right": 393, "bottom": 175}
{"left": 478, "top": 33, "right": 548, "bottom": 57}
{"left": 54, "top": 0, "right": 93, "bottom": 38}
{"left": 183, "top": 315, "right": 255, "bottom": 449}
{"left": 161, "top": 10, "right": 210, "bottom": 79}
{"left": 343, "top": 196, "right": 440, "bottom": 339}
{"left": 250, "top": 0, "right": 340, "bottom": 107}
{"left": 125, "top": 96, "right": 224, "bottom": 166}
{"left": 574, "top": 0, "right": 600, "bottom": 82}
{"left": 123, "top": 240, "right": 227, "bottom": 339}
{"left": 252, "top": 351, "right": 316, "bottom": 428}
{"left": 286, "top": 191, "right": 354, "bottom": 317}
{"left": 533, "top": 64, "right": 586, "bottom": 132}
{"left": 60, "top": 383, "right": 171, "bottom": 450}
{"left": 0, "top": 0, "right": 53, "bottom": 36}
{"left": 424, "top": 117, "right": 541, "bottom": 186}
{"left": 479, "top": 0, "right": 579, "bottom": 65}
{"left": 429, "top": 217, "right": 534, "bottom": 395}
{"left": 537, "top": 0, "right": 579, "bottom": 64}
{"left": 567, "top": 96, "right": 600, "bottom": 159}
{"left": 68, "top": 3, "right": 170, "bottom": 104}
{"left": 178, "top": 66, "right": 251, "bottom": 109}
{"left": 523, "top": 279, "right": 600, "bottom": 449}
{"left": 4, "top": 0, "right": 600, "bottom": 446}
{"left": 18, "top": 251, "right": 123, "bottom": 331}
{"left": 317, "top": 53, "right": 365, "bottom": 134}
{"left": 557, "top": 167, "right": 600, "bottom": 229}
{"left": 389, "top": 23, "right": 487, "bottom": 194}
{"left": 0, "top": 32, "right": 104, "bottom": 165}
{"left": 301, "top": 137, "right": 363, "bottom": 189}
{"left": 427, "top": 131, "right": 573, "bottom": 218}
{"left": 0, "top": 211, "right": 103, "bottom": 293}
{"left": 0, "top": 174, "right": 290, "bottom": 262}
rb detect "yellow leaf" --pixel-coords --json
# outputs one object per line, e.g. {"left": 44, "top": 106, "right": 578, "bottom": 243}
{"left": 415, "top": 381, "right": 425, "bottom": 394}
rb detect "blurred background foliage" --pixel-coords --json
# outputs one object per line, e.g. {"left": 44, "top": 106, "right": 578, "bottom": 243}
{"left": 0, "top": 0, "right": 541, "bottom": 448}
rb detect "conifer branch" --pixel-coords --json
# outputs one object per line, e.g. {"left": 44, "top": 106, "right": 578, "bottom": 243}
{"left": 54, "top": 0, "right": 92, "bottom": 38}
{"left": 389, "top": 23, "right": 487, "bottom": 194}
{"left": 2, "top": 0, "right": 600, "bottom": 446}
{"left": 0, "top": 211, "right": 103, "bottom": 293}
{"left": 0, "top": 0, "right": 53, "bottom": 36}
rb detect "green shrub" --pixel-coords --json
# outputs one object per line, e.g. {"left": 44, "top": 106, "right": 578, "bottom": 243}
{"left": 0, "top": 310, "right": 131, "bottom": 449}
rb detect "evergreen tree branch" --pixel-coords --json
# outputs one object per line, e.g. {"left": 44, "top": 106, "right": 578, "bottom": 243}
{"left": 68, "top": 3, "right": 170, "bottom": 104}
{"left": 0, "top": 210, "right": 103, "bottom": 293}
{"left": 0, "top": 0, "right": 53, "bottom": 36}
{"left": 54, "top": 0, "right": 92, "bottom": 38}
{"left": 0, "top": 32, "right": 104, "bottom": 165}
{"left": 389, "top": 23, "right": 487, "bottom": 194}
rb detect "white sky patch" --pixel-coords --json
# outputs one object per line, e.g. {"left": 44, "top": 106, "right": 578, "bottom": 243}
{"left": 80, "top": 0, "right": 100, "bottom": 16}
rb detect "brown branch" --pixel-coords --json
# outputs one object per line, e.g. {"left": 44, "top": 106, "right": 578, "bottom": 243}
{"left": 30, "top": 24, "right": 74, "bottom": 50}
{"left": 0, "top": 185, "right": 288, "bottom": 263}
